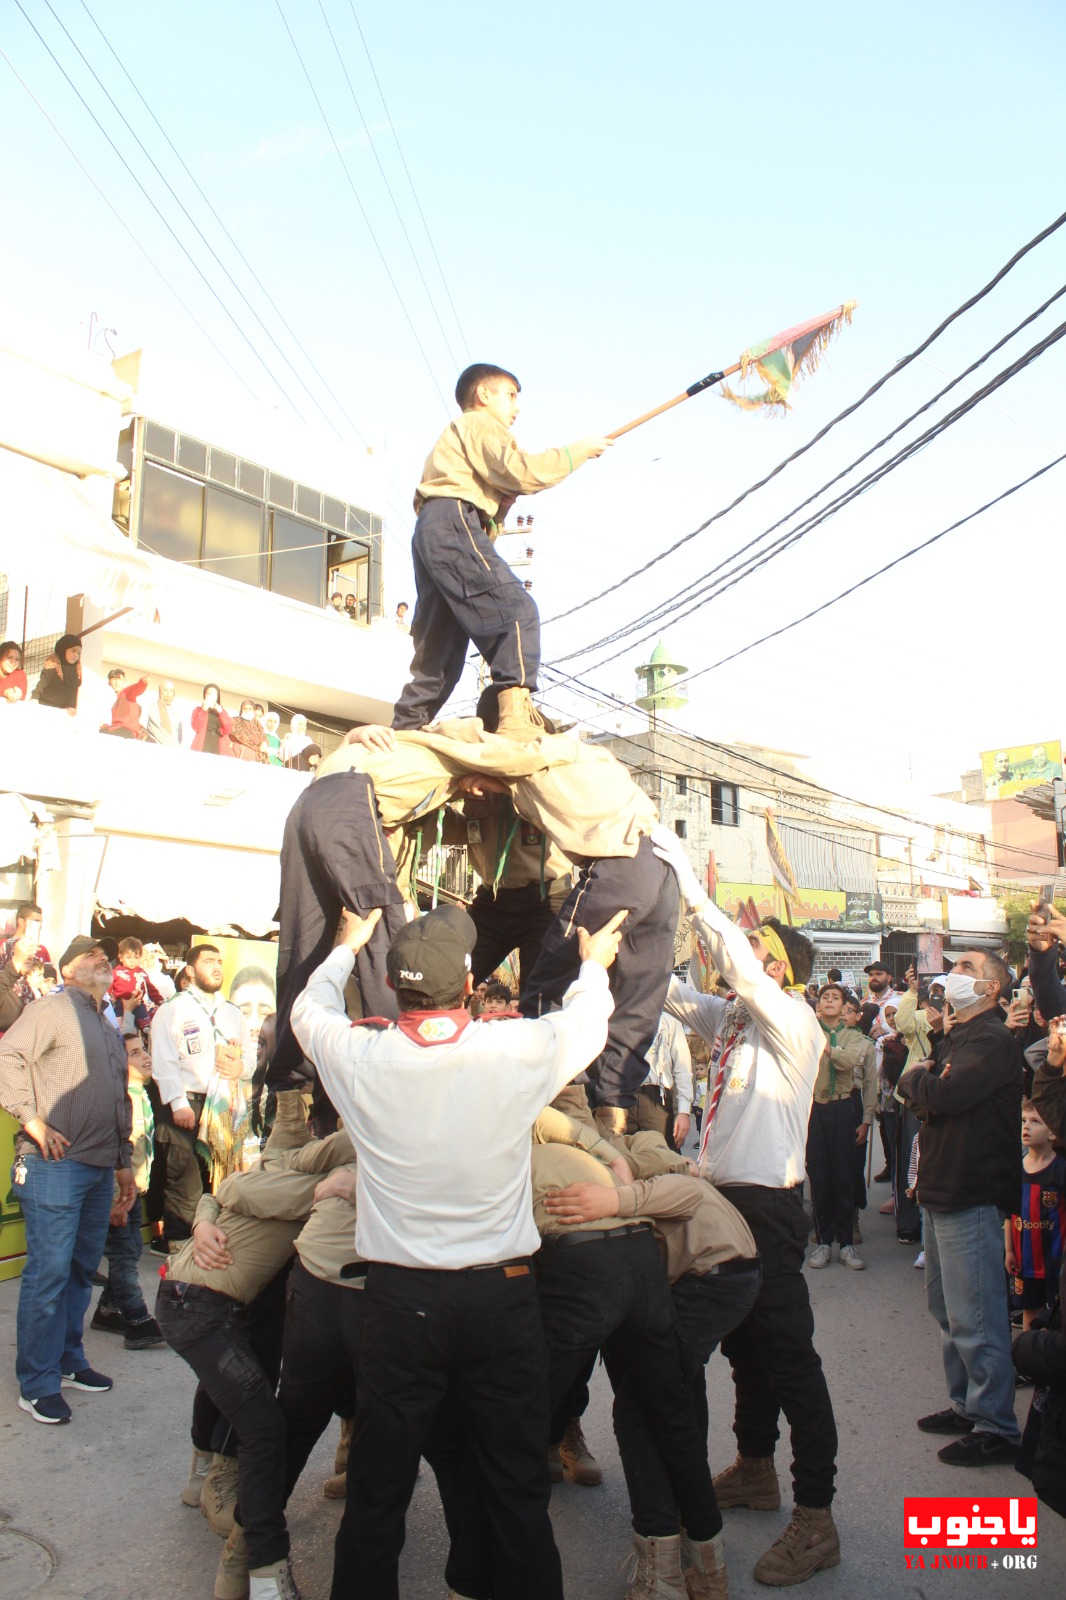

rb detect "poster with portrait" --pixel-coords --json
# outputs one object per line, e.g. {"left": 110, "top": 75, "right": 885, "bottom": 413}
{"left": 213, "top": 935, "right": 278, "bottom": 1076}
{"left": 980, "top": 741, "right": 1062, "bottom": 800}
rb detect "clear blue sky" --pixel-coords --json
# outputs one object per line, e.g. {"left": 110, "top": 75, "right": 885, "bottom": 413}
{"left": 3, "top": 0, "right": 1065, "bottom": 797}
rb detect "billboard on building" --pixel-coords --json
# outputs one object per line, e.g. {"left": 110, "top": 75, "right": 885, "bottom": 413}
{"left": 716, "top": 881, "right": 846, "bottom": 927}
{"left": 980, "top": 741, "right": 1062, "bottom": 800}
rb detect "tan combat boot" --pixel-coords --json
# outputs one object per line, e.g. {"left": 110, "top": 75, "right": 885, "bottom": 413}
{"left": 593, "top": 1105, "right": 628, "bottom": 1139}
{"left": 181, "top": 1446, "right": 213, "bottom": 1507}
{"left": 560, "top": 1416, "right": 602, "bottom": 1486}
{"left": 202, "top": 1451, "right": 240, "bottom": 1536}
{"left": 548, "top": 1441, "right": 564, "bottom": 1482}
{"left": 752, "top": 1506, "right": 840, "bottom": 1586}
{"left": 625, "top": 1532, "right": 687, "bottom": 1600}
{"left": 214, "top": 1525, "right": 249, "bottom": 1600}
{"left": 494, "top": 686, "right": 545, "bottom": 742}
{"left": 323, "top": 1415, "right": 352, "bottom": 1497}
{"left": 681, "top": 1529, "right": 729, "bottom": 1599}
{"left": 712, "top": 1454, "right": 780, "bottom": 1511}
{"left": 268, "top": 1089, "right": 310, "bottom": 1151}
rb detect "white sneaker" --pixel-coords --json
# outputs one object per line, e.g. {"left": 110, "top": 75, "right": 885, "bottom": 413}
{"left": 807, "top": 1244, "right": 831, "bottom": 1269}
{"left": 914, "top": 1251, "right": 925, "bottom": 1269}
{"left": 840, "top": 1245, "right": 865, "bottom": 1271}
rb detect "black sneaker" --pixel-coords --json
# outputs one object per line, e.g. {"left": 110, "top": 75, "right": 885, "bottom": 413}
{"left": 124, "top": 1316, "right": 166, "bottom": 1350}
{"left": 90, "top": 1303, "right": 129, "bottom": 1336}
{"left": 61, "top": 1367, "right": 113, "bottom": 1392}
{"left": 938, "top": 1432, "right": 1019, "bottom": 1467}
{"left": 148, "top": 1236, "right": 170, "bottom": 1257}
{"left": 917, "top": 1409, "right": 974, "bottom": 1435}
{"left": 18, "top": 1392, "right": 72, "bottom": 1425}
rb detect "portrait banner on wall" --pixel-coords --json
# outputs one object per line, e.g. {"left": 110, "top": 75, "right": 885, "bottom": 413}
{"left": 980, "top": 741, "right": 1062, "bottom": 801}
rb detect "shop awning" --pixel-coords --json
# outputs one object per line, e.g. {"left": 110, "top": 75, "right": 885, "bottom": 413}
{"left": 95, "top": 833, "right": 280, "bottom": 936}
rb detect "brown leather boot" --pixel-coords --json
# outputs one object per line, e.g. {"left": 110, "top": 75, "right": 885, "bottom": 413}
{"left": 625, "top": 1532, "right": 687, "bottom": 1599}
{"left": 681, "top": 1530, "right": 729, "bottom": 1598}
{"left": 712, "top": 1455, "right": 780, "bottom": 1511}
{"left": 752, "top": 1505, "right": 840, "bottom": 1586}
{"left": 333, "top": 1415, "right": 353, "bottom": 1475}
{"left": 593, "top": 1105, "right": 628, "bottom": 1138}
{"left": 548, "top": 1442, "right": 564, "bottom": 1482}
{"left": 181, "top": 1447, "right": 213, "bottom": 1508}
{"left": 559, "top": 1417, "right": 602, "bottom": 1486}
{"left": 494, "top": 686, "right": 544, "bottom": 742}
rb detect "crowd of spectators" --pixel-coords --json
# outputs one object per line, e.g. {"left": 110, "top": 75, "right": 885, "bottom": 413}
{"left": 1, "top": 637, "right": 323, "bottom": 771}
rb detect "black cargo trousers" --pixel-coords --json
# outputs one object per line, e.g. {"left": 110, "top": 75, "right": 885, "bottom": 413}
{"left": 520, "top": 836, "right": 680, "bottom": 1109}
{"left": 270, "top": 770, "right": 408, "bottom": 1090}
{"left": 393, "top": 497, "right": 540, "bottom": 731}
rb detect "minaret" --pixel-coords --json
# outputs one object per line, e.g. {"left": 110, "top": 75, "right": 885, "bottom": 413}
{"left": 635, "top": 639, "right": 688, "bottom": 734}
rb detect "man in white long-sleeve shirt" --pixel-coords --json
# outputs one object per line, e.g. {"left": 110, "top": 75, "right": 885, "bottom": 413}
{"left": 651, "top": 828, "right": 840, "bottom": 1590}
{"left": 291, "top": 900, "right": 624, "bottom": 1600}
{"left": 633, "top": 1009, "right": 694, "bottom": 1151}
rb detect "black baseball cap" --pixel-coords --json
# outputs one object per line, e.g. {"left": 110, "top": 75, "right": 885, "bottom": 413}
{"left": 386, "top": 906, "right": 477, "bottom": 1005}
{"left": 58, "top": 935, "right": 107, "bottom": 972}
{"left": 863, "top": 960, "right": 892, "bottom": 975}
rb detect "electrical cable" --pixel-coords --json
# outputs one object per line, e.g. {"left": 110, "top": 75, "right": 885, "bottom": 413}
{"left": 541, "top": 207, "right": 1066, "bottom": 628}
{"left": 74, "top": 0, "right": 375, "bottom": 452}
{"left": 344, "top": 0, "right": 470, "bottom": 352}
{"left": 558, "top": 287, "right": 1066, "bottom": 669}
{"left": 272, "top": 0, "right": 453, "bottom": 415}
{"left": 314, "top": 0, "right": 461, "bottom": 368}
{"left": 0, "top": 46, "right": 258, "bottom": 402}
{"left": 13, "top": 0, "right": 306, "bottom": 418}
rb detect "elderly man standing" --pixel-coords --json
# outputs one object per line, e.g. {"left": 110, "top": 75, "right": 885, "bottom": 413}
{"left": 897, "top": 948, "right": 1022, "bottom": 1465}
{"left": 0, "top": 935, "right": 134, "bottom": 1424}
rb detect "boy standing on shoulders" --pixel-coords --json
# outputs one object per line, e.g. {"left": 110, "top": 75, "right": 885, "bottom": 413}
{"left": 392, "top": 363, "right": 611, "bottom": 739}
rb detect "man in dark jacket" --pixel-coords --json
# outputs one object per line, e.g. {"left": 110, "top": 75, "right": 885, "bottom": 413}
{"left": 897, "top": 949, "right": 1022, "bottom": 1466}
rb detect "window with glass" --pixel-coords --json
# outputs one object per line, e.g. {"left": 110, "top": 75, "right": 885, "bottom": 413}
{"left": 141, "top": 461, "right": 203, "bottom": 564}
{"left": 270, "top": 513, "right": 325, "bottom": 607}
{"left": 203, "top": 486, "right": 265, "bottom": 589}
{"left": 711, "top": 781, "right": 739, "bottom": 827}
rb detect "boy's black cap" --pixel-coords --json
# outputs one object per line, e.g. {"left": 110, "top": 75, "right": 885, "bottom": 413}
{"left": 387, "top": 907, "right": 477, "bottom": 1005}
{"left": 58, "top": 935, "right": 107, "bottom": 972}
{"left": 863, "top": 960, "right": 892, "bottom": 975}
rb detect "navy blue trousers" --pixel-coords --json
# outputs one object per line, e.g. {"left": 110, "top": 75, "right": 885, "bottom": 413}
{"left": 393, "top": 498, "right": 540, "bottom": 730}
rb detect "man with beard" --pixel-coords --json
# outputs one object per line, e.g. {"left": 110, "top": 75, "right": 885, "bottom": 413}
{"left": 0, "top": 936, "right": 134, "bottom": 1423}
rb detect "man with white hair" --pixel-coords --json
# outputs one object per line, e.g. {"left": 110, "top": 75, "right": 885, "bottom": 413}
{"left": 0, "top": 935, "right": 134, "bottom": 1423}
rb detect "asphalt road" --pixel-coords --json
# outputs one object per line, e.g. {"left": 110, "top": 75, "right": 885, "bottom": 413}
{"left": 1, "top": 1193, "right": 1064, "bottom": 1599}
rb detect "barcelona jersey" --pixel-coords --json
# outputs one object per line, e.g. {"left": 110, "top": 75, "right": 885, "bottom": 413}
{"left": 1010, "top": 1155, "right": 1066, "bottom": 1280}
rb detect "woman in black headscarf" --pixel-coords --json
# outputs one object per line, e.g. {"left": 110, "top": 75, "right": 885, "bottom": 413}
{"left": 190, "top": 683, "right": 233, "bottom": 756}
{"left": 33, "top": 634, "right": 83, "bottom": 713}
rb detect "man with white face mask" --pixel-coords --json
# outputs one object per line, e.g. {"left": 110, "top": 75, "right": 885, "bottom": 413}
{"left": 896, "top": 949, "right": 1023, "bottom": 1466}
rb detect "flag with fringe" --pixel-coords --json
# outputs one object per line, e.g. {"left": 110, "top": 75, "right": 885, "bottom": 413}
{"left": 722, "top": 302, "right": 856, "bottom": 412}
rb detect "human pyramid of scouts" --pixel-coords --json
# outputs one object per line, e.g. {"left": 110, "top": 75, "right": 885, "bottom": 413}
{"left": 156, "top": 365, "right": 843, "bottom": 1600}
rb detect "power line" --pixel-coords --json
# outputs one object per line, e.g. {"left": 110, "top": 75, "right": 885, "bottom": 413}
{"left": 567, "top": 312, "right": 1066, "bottom": 676}
{"left": 13, "top": 0, "right": 306, "bottom": 418}
{"left": 343, "top": 0, "right": 470, "bottom": 353}
{"left": 74, "top": 0, "right": 375, "bottom": 453}
{"left": 0, "top": 47, "right": 258, "bottom": 402}
{"left": 272, "top": 0, "right": 453, "bottom": 415}
{"left": 559, "top": 285, "right": 1066, "bottom": 669}
{"left": 314, "top": 0, "right": 461, "bottom": 368}
{"left": 666, "top": 448, "right": 1066, "bottom": 691}
{"left": 541, "top": 207, "right": 1066, "bottom": 628}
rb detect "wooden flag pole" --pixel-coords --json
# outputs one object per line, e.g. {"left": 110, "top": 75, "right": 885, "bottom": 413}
{"left": 607, "top": 361, "right": 739, "bottom": 440}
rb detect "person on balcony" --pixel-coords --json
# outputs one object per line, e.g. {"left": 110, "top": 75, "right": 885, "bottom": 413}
{"left": 190, "top": 684, "right": 233, "bottom": 757}
{"left": 281, "top": 714, "right": 314, "bottom": 769}
{"left": 100, "top": 668, "right": 149, "bottom": 740}
{"left": 32, "top": 634, "right": 82, "bottom": 715}
{"left": 231, "top": 700, "right": 267, "bottom": 763}
{"left": 1, "top": 640, "right": 28, "bottom": 703}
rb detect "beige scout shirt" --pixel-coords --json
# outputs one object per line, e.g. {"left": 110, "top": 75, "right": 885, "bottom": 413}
{"left": 294, "top": 1171, "right": 364, "bottom": 1288}
{"left": 167, "top": 1133, "right": 352, "bottom": 1303}
{"left": 415, "top": 410, "right": 598, "bottom": 520}
{"left": 455, "top": 800, "right": 573, "bottom": 891}
{"left": 615, "top": 1173, "right": 757, "bottom": 1283}
{"left": 317, "top": 720, "right": 656, "bottom": 864}
{"left": 813, "top": 1024, "right": 878, "bottom": 1123}
{"left": 532, "top": 1142, "right": 641, "bottom": 1238}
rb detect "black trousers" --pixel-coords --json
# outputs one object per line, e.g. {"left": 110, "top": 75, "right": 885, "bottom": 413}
{"left": 189, "top": 1265, "right": 288, "bottom": 1458}
{"left": 278, "top": 1261, "right": 362, "bottom": 1498}
{"left": 537, "top": 1228, "right": 720, "bottom": 1540}
{"left": 718, "top": 1185, "right": 838, "bottom": 1507}
{"left": 520, "top": 837, "right": 681, "bottom": 1109}
{"left": 271, "top": 770, "right": 407, "bottom": 1087}
{"left": 806, "top": 1099, "right": 857, "bottom": 1247}
{"left": 393, "top": 498, "right": 540, "bottom": 730}
{"left": 157, "top": 1277, "right": 289, "bottom": 1571}
{"left": 612, "top": 1262, "right": 761, "bottom": 1539}
{"left": 470, "top": 878, "right": 569, "bottom": 988}
{"left": 332, "top": 1259, "right": 562, "bottom": 1600}
{"left": 851, "top": 1087, "right": 869, "bottom": 1209}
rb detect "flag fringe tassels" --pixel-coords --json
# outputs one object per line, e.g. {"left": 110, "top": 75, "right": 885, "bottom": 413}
{"left": 607, "top": 301, "right": 857, "bottom": 439}
{"left": 721, "top": 301, "right": 857, "bottom": 413}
